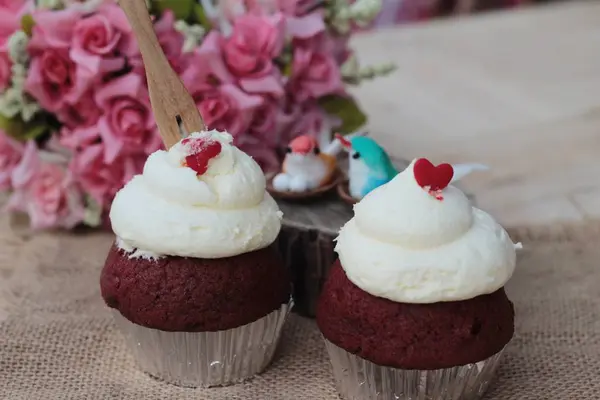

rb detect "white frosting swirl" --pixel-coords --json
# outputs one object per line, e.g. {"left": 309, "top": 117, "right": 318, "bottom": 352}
{"left": 335, "top": 159, "right": 518, "bottom": 303}
{"left": 110, "top": 130, "right": 282, "bottom": 259}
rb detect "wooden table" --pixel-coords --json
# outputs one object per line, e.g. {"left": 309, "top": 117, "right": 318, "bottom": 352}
{"left": 350, "top": 1, "right": 600, "bottom": 227}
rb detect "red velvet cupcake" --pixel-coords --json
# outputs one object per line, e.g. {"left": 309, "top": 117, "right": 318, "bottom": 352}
{"left": 100, "top": 130, "right": 291, "bottom": 387}
{"left": 316, "top": 159, "right": 521, "bottom": 400}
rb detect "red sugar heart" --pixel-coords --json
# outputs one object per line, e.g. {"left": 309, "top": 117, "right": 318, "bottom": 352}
{"left": 413, "top": 158, "right": 454, "bottom": 191}
{"left": 183, "top": 138, "right": 222, "bottom": 176}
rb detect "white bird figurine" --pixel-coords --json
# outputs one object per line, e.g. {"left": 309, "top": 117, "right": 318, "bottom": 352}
{"left": 272, "top": 135, "right": 337, "bottom": 193}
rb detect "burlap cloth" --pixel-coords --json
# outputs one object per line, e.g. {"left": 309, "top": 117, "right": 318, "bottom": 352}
{"left": 1, "top": 215, "right": 600, "bottom": 400}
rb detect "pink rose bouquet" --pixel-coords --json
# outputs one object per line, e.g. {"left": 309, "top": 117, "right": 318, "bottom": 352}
{"left": 0, "top": 0, "right": 392, "bottom": 231}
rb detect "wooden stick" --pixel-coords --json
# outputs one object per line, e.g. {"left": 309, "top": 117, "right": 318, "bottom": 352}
{"left": 117, "top": 0, "right": 206, "bottom": 149}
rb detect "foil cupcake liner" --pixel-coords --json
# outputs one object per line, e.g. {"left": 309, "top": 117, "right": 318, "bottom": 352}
{"left": 324, "top": 339, "right": 506, "bottom": 400}
{"left": 112, "top": 300, "right": 292, "bottom": 388}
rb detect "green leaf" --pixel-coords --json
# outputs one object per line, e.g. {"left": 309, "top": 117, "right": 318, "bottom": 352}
{"left": 318, "top": 95, "right": 368, "bottom": 134}
{"left": 21, "top": 14, "right": 35, "bottom": 37}
{"left": 282, "top": 63, "right": 292, "bottom": 77}
{"left": 0, "top": 113, "right": 25, "bottom": 135}
{"left": 153, "top": 0, "right": 195, "bottom": 21}
{"left": 192, "top": 4, "right": 212, "bottom": 29}
{"left": 0, "top": 112, "right": 50, "bottom": 141}
{"left": 21, "top": 124, "right": 48, "bottom": 140}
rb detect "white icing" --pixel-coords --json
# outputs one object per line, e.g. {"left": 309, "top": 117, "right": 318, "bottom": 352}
{"left": 110, "top": 130, "right": 282, "bottom": 259}
{"left": 335, "top": 159, "right": 518, "bottom": 303}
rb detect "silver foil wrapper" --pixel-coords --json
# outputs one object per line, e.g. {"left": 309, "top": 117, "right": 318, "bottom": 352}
{"left": 112, "top": 301, "right": 292, "bottom": 388}
{"left": 324, "top": 339, "right": 506, "bottom": 400}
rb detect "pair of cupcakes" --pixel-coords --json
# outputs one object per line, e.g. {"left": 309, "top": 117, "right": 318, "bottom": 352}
{"left": 100, "top": 130, "right": 291, "bottom": 387}
{"left": 100, "top": 130, "right": 520, "bottom": 398}
{"left": 317, "top": 158, "right": 520, "bottom": 399}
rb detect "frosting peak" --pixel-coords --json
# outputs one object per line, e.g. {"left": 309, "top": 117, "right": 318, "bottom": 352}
{"left": 110, "top": 130, "right": 282, "bottom": 259}
{"left": 354, "top": 166, "right": 473, "bottom": 249}
{"left": 336, "top": 159, "right": 518, "bottom": 303}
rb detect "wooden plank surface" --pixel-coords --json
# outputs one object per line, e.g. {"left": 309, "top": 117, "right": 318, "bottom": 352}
{"left": 349, "top": 1, "right": 600, "bottom": 227}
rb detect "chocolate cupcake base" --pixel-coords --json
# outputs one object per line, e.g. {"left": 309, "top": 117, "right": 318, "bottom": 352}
{"left": 317, "top": 261, "right": 514, "bottom": 370}
{"left": 101, "top": 243, "right": 293, "bottom": 387}
{"left": 100, "top": 244, "right": 291, "bottom": 332}
{"left": 113, "top": 301, "right": 292, "bottom": 388}
{"left": 324, "top": 339, "right": 505, "bottom": 400}
{"left": 317, "top": 261, "right": 514, "bottom": 399}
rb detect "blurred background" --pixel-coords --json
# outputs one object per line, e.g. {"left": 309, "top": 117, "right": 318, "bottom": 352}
{"left": 372, "top": 0, "right": 535, "bottom": 27}
{"left": 0, "top": 0, "right": 596, "bottom": 233}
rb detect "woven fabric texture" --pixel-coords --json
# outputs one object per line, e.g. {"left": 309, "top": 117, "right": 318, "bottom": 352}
{"left": 1, "top": 215, "right": 600, "bottom": 399}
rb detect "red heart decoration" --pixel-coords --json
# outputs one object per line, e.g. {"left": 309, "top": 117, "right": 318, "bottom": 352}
{"left": 413, "top": 158, "right": 454, "bottom": 191}
{"left": 183, "top": 138, "right": 222, "bottom": 176}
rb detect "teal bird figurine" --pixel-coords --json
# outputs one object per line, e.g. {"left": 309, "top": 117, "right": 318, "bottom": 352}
{"left": 336, "top": 134, "right": 398, "bottom": 200}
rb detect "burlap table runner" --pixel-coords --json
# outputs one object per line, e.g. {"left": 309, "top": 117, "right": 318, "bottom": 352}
{"left": 1, "top": 216, "right": 600, "bottom": 400}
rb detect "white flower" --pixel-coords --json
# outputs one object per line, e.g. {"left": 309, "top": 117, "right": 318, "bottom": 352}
{"left": 327, "top": 0, "right": 382, "bottom": 33}
{"left": 341, "top": 54, "right": 360, "bottom": 79}
{"left": 20, "top": 100, "right": 41, "bottom": 122}
{"left": 0, "top": 88, "right": 24, "bottom": 119}
{"left": 8, "top": 31, "right": 30, "bottom": 65}
{"left": 349, "top": 0, "right": 383, "bottom": 25}
{"left": 174, "top": 21, "right": 206, "bottom": 53}
{"left": 11, "top": 64, "right": 27, "bottom": 90}
{"left": 0, "top": 87, "right": 40, "bottom": 122}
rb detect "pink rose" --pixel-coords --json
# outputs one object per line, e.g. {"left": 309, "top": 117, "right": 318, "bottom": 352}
{"left": 182, "top": 32, "right": 235, "bottom": 93}
{"left": 25, "top": 48, "right": 90, "bottom": 112}
{"left": 59, "top": 125, "right": 101, "bottom": 151}
{"left": 0, "top": 51, "right": 10, "bottom": 91}
{"left": 0, "top": 131, "right": 23, "bottom": 190}
{"left": 69, "top": 4, "right": 134, "bottom": 75}
{"left": 69, "top": 143, "right": 145, "bottom": 207}
{"left": 28, "top": 8, "right": 81, "bottom": 51}
{"left": 25, "top": 8, "right": 92, "bottom": 110}
{"left": 216, "top": 13, "right": 285, "bottom": 97}
{"left": 223, "top": 14, "right": 284, "bottom": 77}
{"left": 6, "top": 141, "right": 85, "bottom": 230}
{"left": 57, "top": 90, "right": 101, "bottom": 128}
{"left": 195, "top": 83, "right": 263, "bottom": 136}
{"left": 57, "top": 90, "right": 102, "bottom": 150}
{"left": 95, "top": 73, "right": 162, "bottom": 163}
{"left": 289, "top": 47, "right": 344, "bottom": 101}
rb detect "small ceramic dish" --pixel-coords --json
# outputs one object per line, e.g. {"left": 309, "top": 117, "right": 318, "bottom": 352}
{"left": 267, "top": 169, "right": 343, "bottom": 201}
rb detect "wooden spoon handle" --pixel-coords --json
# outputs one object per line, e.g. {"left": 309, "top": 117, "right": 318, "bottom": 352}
{"left": 118, "top": 0, "right": 205, "bottom": 149}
